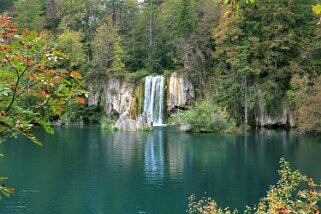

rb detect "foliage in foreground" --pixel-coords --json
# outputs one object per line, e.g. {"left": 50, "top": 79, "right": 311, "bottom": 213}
{"left": 0, "top": 16, "right": 84, "bottom": 145}
{"left": 188, "top": 158, "right": 321, "bottom": 214}
{"left": 0, "top": 17, "right": 84, "bottom": 198}
{"left": 0, "top": 176, "right": 15, "bottom": 200}
{"left": 173, "top": 101, "right": 236, "bottom": 133}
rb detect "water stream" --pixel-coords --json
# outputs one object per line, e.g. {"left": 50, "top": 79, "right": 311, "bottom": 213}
{"left": 143, "top": 75, "right": 165, "bottom": 126}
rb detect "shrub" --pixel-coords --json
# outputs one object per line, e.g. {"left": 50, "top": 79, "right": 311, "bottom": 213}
{"left": 188, "top": 158, "right": 321, "bottom": 214}
{"left": 174, "top": 101, "right": 236, "bottom": 133}
{"left": 100, "top": 116, "right": 116, "bottom": 131}
{"left": 57, "top": 105, "right": 102, "bottom": 126}
{"left": 141, "top": 126, "right": 153, "bottom": 132}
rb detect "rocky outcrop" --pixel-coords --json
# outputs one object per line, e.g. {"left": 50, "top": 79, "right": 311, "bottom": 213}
{"left": 87, "top": 73, "right": 196, "bottom": 128}
{"left": 256, "top": 109, "right": 296, "bottom": 127}
{"left": 179, "top": 124, "right": 193, "bottom": 132}
{"left": 255, "top": 91, "right": 296, "bottom": 127}
{"left": 115, "top": 112, "right": 153, "bottom": 131}
{"left": 129, "top": 79, "right": 145, "bottom": 120}
{"left": 88, "top": 78, "right": 135, "bottom": 117}
{"left": 87, "top": 84, "right": 102, "bottom": 106}
{"left": 167, "top": 72, "right": 195, "bottom": 114}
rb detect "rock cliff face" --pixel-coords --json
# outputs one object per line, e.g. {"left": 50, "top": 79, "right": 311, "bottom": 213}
{"left": 129, "top": 79, "right": 145, "bottom": 120}
{"left": 255, "top": 93, "right": 296, "bottom": 127}
{"left": 88, "top": 73, "right": 195, "bottom": 118}
{"left": 88, "top": 75, "right": 297, "bottom": 129}
{"left": 115, "top": 112, "right": 153, "bottom": 131}
{"left": 256, "top": 109, "right": 296, "bottom": 127}
{"left": 87, "top": 84, "right": 101, "bottom": 106}
{"left": 88, "top": 78, "right": 134, "bottom": 117}
{"left": 87, "top": 73, "right": 196, "bottom": 129}
{"left": 167, "top": 72, "right": 195, "bottom": 114}
{"left": 87, "top": 77, "right": 153, "bottom": 131}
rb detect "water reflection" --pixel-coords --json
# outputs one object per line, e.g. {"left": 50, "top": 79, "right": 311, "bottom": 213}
{"left": 144, "top": 130, "right": 165, "bottom": 183}
{"left": 0, "top": 127, "right": 320, "bottom": 213}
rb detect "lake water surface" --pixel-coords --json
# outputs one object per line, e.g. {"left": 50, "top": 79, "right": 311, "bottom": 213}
{"left": 0, "top": 127, "right": 320, "bottom": 214}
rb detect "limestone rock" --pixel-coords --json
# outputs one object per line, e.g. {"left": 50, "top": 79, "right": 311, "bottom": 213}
{"left": 256, "top": 109, "right": 296, "bottom": 127}
{"left": 167, "top": 72, "right": 195, "bottom": 114}
{"left": 87, "top": 84, "right": 102, "bottom": 106}
{"left": 179, "top": 124, "right": 193, "bottom": 132}
{"left": 87, "top": 78, "right": 135, "bottom": 117}
{"left": 129, "top": 79, "right": 145, "bottom": 119}
{"left": 115, "top": 112, "right": 153, "bottom": 131}
{"left": 255, "top": 89, "right": 296, "bottom": 128}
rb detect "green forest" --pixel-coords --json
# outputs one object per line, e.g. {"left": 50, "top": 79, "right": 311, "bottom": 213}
{"left": 1, "top": 1, "right": 321, "bottom": 213}
{"left": 1, "top": 0, "right": 320, "bottom": 134}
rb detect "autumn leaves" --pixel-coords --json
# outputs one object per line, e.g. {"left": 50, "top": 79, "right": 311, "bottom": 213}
{"left": 0, "top": 16, "right": 85, "bottom": 145}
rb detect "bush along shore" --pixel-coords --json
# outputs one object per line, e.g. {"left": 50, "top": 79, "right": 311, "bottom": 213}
{"left": 188, "top": 158, "right": 321, "bottom": 214}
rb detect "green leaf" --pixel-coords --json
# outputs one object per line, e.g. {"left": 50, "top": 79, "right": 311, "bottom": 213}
{"left": 42, "top": 121, "right": 55, "bottom": 135}
{"left": 44, "top": 125, "right": 55, "bottom": 135}
{"left": 0, "top": 177, "right": 9, "bottom": 182}
{"left": 25, "top": 134, "right": 43, "bottom": 146}
{"left": 1, "top": 189, "right": 10, "bottom": 198}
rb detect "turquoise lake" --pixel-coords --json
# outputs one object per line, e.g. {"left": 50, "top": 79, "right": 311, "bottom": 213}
{"left": 0, "top": 127, "right": 320, "bottom": 213}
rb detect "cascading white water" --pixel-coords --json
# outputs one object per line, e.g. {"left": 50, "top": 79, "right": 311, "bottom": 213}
{"left": 143, "top": 76, "right": 165, "bottom": 126}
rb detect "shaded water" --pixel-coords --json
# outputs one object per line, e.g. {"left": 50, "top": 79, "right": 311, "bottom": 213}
{"left": 0, "top": 127, "right": 320, "bottom": 214}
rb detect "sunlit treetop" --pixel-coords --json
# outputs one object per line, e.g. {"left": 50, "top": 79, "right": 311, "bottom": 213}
{"left": 223, "top": 0, "right": 321, "bottom": 24}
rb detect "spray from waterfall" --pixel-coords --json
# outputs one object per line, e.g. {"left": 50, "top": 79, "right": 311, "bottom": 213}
{"left": 143, "top": 76, "right": 165, "bottom": 126}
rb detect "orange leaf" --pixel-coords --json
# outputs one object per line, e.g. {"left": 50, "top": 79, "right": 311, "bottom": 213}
{"left": 10, "top": 26, "right": 18, "bottom": 32}
{"left": 75, "top": 97, "right": 86, "bottom": 104}
{"left": 70, "top": 71, "right": 81, "bottom": 78}
{"left": 4, "top": 33, "right": 13, "bottom": 37}
{"left": 36, "top": 66, "right": 46, "bottom": 71}
{"left": 37, "top": 90, "right": 49, "bottom": 97}
{"left": 4, "top": 187, "right": 15, "bottom": 193}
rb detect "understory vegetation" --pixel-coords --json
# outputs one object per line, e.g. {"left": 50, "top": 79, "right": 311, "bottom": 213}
{"left": 173, "top": 102, "right": 236, "bottom": 133}
{"left": 188, "top": 158, "right": 321, "bottom": 214}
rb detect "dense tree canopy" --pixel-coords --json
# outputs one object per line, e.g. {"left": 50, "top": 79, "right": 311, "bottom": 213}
{"left": 0, "top": 0, "right": 320, "bottom": 132}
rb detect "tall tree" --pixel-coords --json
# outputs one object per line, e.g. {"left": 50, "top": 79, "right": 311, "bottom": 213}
{"left": 92, "top": 16, "right": 117, "bottom": 71}
{"left": 0, "top": 0, "right": 14, "bottom": 13}
{"left": 177, "top": 0, "right": 195, "bottom": 37}
{"left": 14, "top": 0, "right": 45, "bottom": 31}
{"left": 214, "top": 13, "right": 259, "bottom": 124}
{"left": 57, "top": 30, "right": 87, "bottom": 70}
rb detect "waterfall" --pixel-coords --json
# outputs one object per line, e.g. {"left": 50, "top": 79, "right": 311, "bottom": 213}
{"left": 143, "top": 76, "right": 165, "bottom": 126}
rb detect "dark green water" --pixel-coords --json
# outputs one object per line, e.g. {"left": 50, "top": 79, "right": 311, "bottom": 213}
{"left": 0, "top": 127, "right": 320, "bottom": 214}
